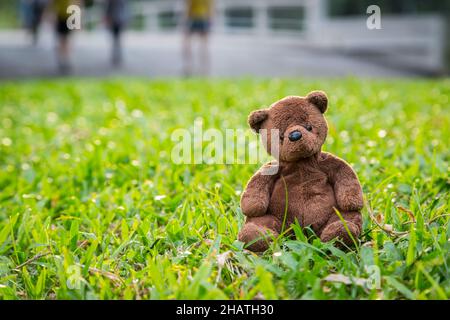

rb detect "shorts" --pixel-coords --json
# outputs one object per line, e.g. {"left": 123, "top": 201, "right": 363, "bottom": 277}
{"left": 188, "top": 19, "right": 210, "bottom": 34}
{"left": 56, "top": 18, "right": 71, "bottom": 37}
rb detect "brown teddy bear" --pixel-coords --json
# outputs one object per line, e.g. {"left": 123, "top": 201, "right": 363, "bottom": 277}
{"left": 238, "top": 91, "right": 363, "bottom": 252}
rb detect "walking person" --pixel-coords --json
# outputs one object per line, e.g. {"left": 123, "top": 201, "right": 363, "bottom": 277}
{"left": 182, "top": 0, "right": 213, "bottom": 76}
{"left": 104, "top": 0, "right": 129, "bottom": 67}
{"left": 20, "top": 0, "right": 33, "bottom": 36}
{"left": 51, "top": 0, "right": 79, "bottom": 73}
{"left": 20, "top": 0, "right": 48, "bottom": 45}
{"left": 29, "top": 0, "right": 48, "bottom": 45}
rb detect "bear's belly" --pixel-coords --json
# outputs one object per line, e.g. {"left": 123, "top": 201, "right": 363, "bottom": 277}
{"left": 268, "top": 174, "right": 336, "bottom": 231}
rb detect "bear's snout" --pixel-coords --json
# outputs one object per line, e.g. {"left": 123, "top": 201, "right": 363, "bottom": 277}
{"left": 288, "top": 130, "right": 302, "bottom": 142}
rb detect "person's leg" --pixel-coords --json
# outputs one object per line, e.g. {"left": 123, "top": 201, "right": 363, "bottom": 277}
{"left": 31, "top": 15, "right": 38, "bottom": 45}
{"left": 199, "top": 32, "right": 210, "bottom": 76}
{"left": 55, "top": 18, "right": 72, "bottom": 73}
{"left": 58, "top": 35, "right": 70, "bottom": 72}
{"left": 31, "top": 23, "right": 39, "bottom": 46}
{"left": 111, "top": 24, "right": 122, "bottom": 67}
{"left": 30, "top": 2, "right": 40, "bottom": 45}
{"left": 33, "top": 3, "right": 45, "bottom": 45}
{"left": 56, "top": 24, "right": 71, "bottom": 73}
{"left": 182, "top": 24, "right": 193, "bottom": 76}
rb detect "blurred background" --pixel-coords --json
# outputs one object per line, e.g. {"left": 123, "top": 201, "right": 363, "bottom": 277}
{"left": 0, "top": 0, "right": 449, "bottom": 79}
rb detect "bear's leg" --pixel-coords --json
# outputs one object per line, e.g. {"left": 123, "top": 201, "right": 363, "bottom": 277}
{"left": 238, "top": 215, "right": 281, "bottom": 252}
{"left": 319, "top": 211, "right": 362, "bottom": 246}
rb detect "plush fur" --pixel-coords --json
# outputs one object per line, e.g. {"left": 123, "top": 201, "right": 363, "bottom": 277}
{"left": 239, "top": 91, "right": 363, "bottom": 252}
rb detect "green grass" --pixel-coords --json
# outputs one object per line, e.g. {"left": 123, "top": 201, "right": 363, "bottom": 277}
{"left": 0, "top": 78, "right": 449, "bottom": 300}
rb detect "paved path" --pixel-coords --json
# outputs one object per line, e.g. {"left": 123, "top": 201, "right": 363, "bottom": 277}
{"left": 0, "top": 28, "right": 420, "bottom": 79}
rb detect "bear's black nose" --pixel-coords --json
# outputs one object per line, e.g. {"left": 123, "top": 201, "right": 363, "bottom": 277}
{"left": 288, "top": 130, "right": 302, "bottom": 142}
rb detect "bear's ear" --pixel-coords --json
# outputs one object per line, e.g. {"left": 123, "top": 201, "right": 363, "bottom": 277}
{"left": 306, "top": 90, "right": 328, "bottom": 113}
{"left": 248, "top": 109, "right": 268, "bottom": 133}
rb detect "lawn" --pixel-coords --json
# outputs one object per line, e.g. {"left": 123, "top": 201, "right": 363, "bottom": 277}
{"left": 0, "top": 78, "right": 448, "bottom": 300}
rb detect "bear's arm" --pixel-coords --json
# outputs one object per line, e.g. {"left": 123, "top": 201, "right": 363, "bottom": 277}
{"left": 240, "top": 161, "right": 280, "bottom": 217}
{"left": 320, "top": 152, "right": 363, "bottom": 211}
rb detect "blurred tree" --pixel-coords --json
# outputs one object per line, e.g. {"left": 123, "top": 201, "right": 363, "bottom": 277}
{"left": 0, "top": 0, "right": 20, "bottom": 28}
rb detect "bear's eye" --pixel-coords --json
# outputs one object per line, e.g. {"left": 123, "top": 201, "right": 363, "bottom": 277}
{"left": 305, "top": 124, "right": 313, "bottom": 131}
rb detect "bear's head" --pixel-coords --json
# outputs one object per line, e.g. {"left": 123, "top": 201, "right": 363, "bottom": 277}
{"left": 248, "top": 91, "right": 328, "bottom": 162}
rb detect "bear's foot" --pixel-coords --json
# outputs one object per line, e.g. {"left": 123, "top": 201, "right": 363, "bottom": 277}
{"left": 238, "top": 216, "right": 280, "bottom": 252}
{"left": 320, "top": 220, "right": 360, "bottom": 247}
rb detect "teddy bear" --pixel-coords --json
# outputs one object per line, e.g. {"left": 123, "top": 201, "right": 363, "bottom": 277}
{"left": 238, "top": 91, "right": 363, "bottom": 252}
